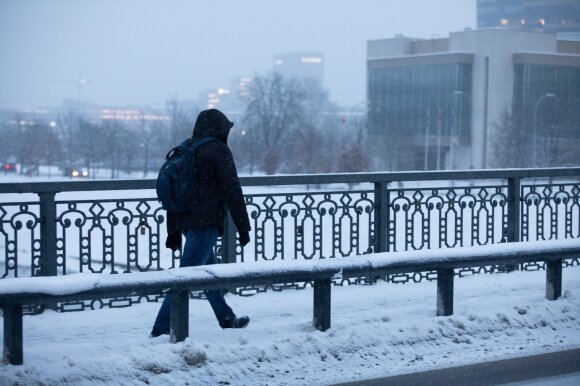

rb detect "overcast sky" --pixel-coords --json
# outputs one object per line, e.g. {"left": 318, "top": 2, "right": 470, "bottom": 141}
{"left": 0, "top": 0, "right": 476, "bottom": 109}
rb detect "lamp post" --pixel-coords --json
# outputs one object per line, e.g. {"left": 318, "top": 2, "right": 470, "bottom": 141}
{"left": 532, "top": 93, "right": 555, "bottom": 167}
{"left": 451, "top": 90, "right": 471, "bottom": 170}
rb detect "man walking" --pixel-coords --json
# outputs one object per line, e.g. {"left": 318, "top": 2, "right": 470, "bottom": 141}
{"left": 151, "top": 109, "right": 251, "bottom": 337}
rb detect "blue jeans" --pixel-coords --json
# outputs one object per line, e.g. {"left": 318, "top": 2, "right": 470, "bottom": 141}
{"left": 152, "top": 227, "right": 235, "bottom": 335}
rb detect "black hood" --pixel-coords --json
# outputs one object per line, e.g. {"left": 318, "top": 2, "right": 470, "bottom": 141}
{"left": 192, "top": 109, "right": 234, "bottom": 143}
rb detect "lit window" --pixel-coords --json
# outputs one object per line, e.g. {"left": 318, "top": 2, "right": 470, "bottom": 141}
{"left": 500, "top": 18, "right": 509, "bottom": 25}
{"left": 539, "top": 18, "right": 545, "bottom": 25}
{"left": 521, "top": 19, "right": 526, "bottom": 25}
{"left": 274, "top": 59, "right": 283, "bottom": 65}
{"left": 301, "top": 57, "right": 323, "bottom": 64}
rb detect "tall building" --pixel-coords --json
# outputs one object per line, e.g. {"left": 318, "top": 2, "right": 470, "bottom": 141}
{"left": 273, "top": 52, "right": 324, "bottom": 85}
{"left": 367, "top": 29, "right": 580, "bottom": 170}
{"left": 198, "top": 76, "right": 253, "bottom": 120}
{"left": 477, "top": 0, "right": 580, "bottom": 33}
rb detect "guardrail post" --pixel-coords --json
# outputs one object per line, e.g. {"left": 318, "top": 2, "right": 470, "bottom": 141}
{"left": 546, "top": 259, "right": 562, "bottom": 301}
{"left": 373, "top": 182, "right": 390, "bottom": 253}
{"left": 437, "top": 269, "right": 454, "bottom": 316}
{"left": 221, "top": 210, "right": 237, "bottom": 265}
{"left": 39, "top": 192, "right": 58, "bottom": 277}
{"left": 3, "top": 304, "right": 23, "bottom": 365}
{"left": 505, "top": 177, "right": 521, "bottom": 272}
{"left": 313, "top": 278, "right": 331, "bottom": 331}
{"left": 170, "top": 290, "right": 189, "bottom": 343}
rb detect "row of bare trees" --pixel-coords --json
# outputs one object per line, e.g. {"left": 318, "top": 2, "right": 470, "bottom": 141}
{"left": 2, "top": 74, "right": 575, "bottom": 180}
{"left": 231, "top": 72, "right": 370, "bottom": 175}
{"left": 490, "top": 107, "right": 578, "bottom": 168}
{"left": 0, "top": 100, "right": 197, "bottom": 178}
{"left": 0, "top": 74, "right": 372, "bottom": 178}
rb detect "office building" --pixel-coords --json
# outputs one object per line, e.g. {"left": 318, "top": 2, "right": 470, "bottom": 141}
{"left": 273, "top": 52, "right": 324, "bottom": 85}
{"left": 477, "top": 0, "right": 580, "bottom": 33}
{"left": 198, "top": 76, "right": 253, "bottom": 119}
{"left": 367, "top": 29, "right": 580, "bottom": 170}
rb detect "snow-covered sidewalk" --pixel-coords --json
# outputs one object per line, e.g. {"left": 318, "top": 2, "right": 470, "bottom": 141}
{"left": 1, "top": 266, "right": 580, "bottom": 386}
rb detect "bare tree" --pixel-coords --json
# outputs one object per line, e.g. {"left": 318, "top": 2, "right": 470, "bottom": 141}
{"left": 540, "top": 123, "right": 578, "bottom": 167}
{"left": 0, "top": 118, "right": 19, "bottom": 166}
{"left": 242, "top": 72, "right": 307, "bottom": 174}
{"left": 136, "top": 118, "right": 157, "bottom": 178}
{"left": 338, "top": 116, "right": 370, "bottom": 174}
{"left": 490, "top": 107, "right": 530, "bottom": 168}
{"left": 243, "top": 73, "right": 340, "bottom": 175}
{"left": 148, "top": 99, "right": 198, "bottom": 170}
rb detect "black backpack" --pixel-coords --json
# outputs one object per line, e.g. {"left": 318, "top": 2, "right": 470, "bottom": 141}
{"left": 156, "top": 137, "right": 215, "bottom": 212}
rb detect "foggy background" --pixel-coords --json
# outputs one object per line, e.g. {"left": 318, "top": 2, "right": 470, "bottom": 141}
{"left": 0, "top": 0, "right": 475, "bottom": 108}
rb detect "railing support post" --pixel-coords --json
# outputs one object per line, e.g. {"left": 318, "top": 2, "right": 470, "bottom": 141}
{"left": 39, "top": 192, "right": 58, "bottom": 277}
{"left": 437, "top": 269, "right": 454, "bottom": 316}
{"left": 313, "top": 278, "right": 331, "bottom": 331}
{"left": 222, "top": 210, "right": 237, "bottom": 265}
{"left": 546, "top": 259, "right": 562, "bottom": 301}
{"left": 506, "top": 177, "right": 521, "bottom": 272}
{"left": 373, "top": 182, "right": 390, "bottom": 253}
{"left": 3, "top": 304, "right": 23, "bottom": 365}
{"left": 170, "top": 290, "right": 189, "bottom": 343}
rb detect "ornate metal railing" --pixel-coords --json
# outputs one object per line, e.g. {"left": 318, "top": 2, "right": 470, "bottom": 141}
{"left": 1, "top": 168, "right": 579, "bottom": 311}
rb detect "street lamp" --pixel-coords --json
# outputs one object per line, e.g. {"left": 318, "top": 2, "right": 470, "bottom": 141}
{"left": 451, "top": 90, "right": 471, "bottom": 170}
{"left": 532, "top": 93, "right": 555, "bottom": 167}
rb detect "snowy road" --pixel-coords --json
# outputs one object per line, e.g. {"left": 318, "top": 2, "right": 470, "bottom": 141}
{"left": 336, "top": 348, "right": 580, "bottom": 385}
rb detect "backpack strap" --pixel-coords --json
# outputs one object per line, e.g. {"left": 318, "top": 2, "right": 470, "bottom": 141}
{"left": 165, "top": 137, "right": 215, "bottom": 160}
{"left": 164, "top": 146, "right": 179, "bottom": 160}
{"left": 188, "top": 136, "right": 216, "bottom": 151}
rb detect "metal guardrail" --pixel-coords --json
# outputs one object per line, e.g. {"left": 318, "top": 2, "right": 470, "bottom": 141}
{"left": 2, "top": 239, "right": 578, "bottom": 365}
{"left": 0, "top": 168, "right": 579, "bottom": 311}
{"left": 1, "top": 168, "right": 579, "bottom": 194}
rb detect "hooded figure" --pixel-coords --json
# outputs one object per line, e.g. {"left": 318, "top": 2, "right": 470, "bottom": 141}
{"left": 166, "top": 108, "right": 250, "bottom": 237}
{"left": 151, "top": 109, "right": 251, "bottom": 337}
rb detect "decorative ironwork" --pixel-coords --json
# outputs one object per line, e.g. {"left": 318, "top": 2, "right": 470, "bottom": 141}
{"left": 521, "top": 183, "right": 580, "bottom": 270}
{"left": 0, "top": 202, "right": 41, "bottom": 278}
{"left": 241, "top": 191, "right": 374, "bottom": 262}
{"left": 384, "top": 185, "right": 509, "bottom": 283}
{"left": 0, "top": 170, "right": 578, "bottom": 313}
{"left": 56, "top": 198, "right": 175, "bottom": 275}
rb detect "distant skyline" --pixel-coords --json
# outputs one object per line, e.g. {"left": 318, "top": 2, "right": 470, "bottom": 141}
{"left": 0, "top": 0, "right": 476, "bottom": 109}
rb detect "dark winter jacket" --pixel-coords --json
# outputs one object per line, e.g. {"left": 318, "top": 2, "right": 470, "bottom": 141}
{"left": 166, "top": 109, "right": 251, "bottom": 236}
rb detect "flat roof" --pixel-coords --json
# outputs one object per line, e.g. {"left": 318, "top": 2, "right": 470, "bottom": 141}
{"left": 368, "top": 52, "right": 474, "bottom": 68}
{"left": 514, "top": 52, "right": 580, "bottom": 66}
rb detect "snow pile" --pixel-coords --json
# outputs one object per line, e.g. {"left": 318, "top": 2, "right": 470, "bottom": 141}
{"left": 1, "top": 266, "right": 580, "bottom": 385}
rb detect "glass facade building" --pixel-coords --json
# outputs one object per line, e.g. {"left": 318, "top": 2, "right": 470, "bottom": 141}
{"left": 368, "top": 62, "right": 472, "bottom": 142}
{"left": 513, "top": 62, "right": 580, "bottom": 139}
{"left": 477, "top": 0, "right": 580, "bottom": 33}
{"left": 368, "top": 29, "right": 579, "bottom": 170}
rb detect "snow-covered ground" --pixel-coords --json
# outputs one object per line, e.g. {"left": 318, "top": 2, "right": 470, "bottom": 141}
{"left": 1, "top": 266, "right": 579, "bottom": 386}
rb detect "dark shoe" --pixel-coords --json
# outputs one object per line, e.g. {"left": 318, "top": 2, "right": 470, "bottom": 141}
{"left": 220, "top": 315, "right": 250, "bottom": 329}
{"left": 149, "top": 328, "right": 169, "bottom": 338}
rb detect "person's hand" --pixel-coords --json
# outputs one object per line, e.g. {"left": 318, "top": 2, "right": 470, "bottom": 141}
{"left": 165, "top": 232, "right": 182, "bottom": 251}
{"left": 238, "top": 231, "right": 250, "bottom": 247}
